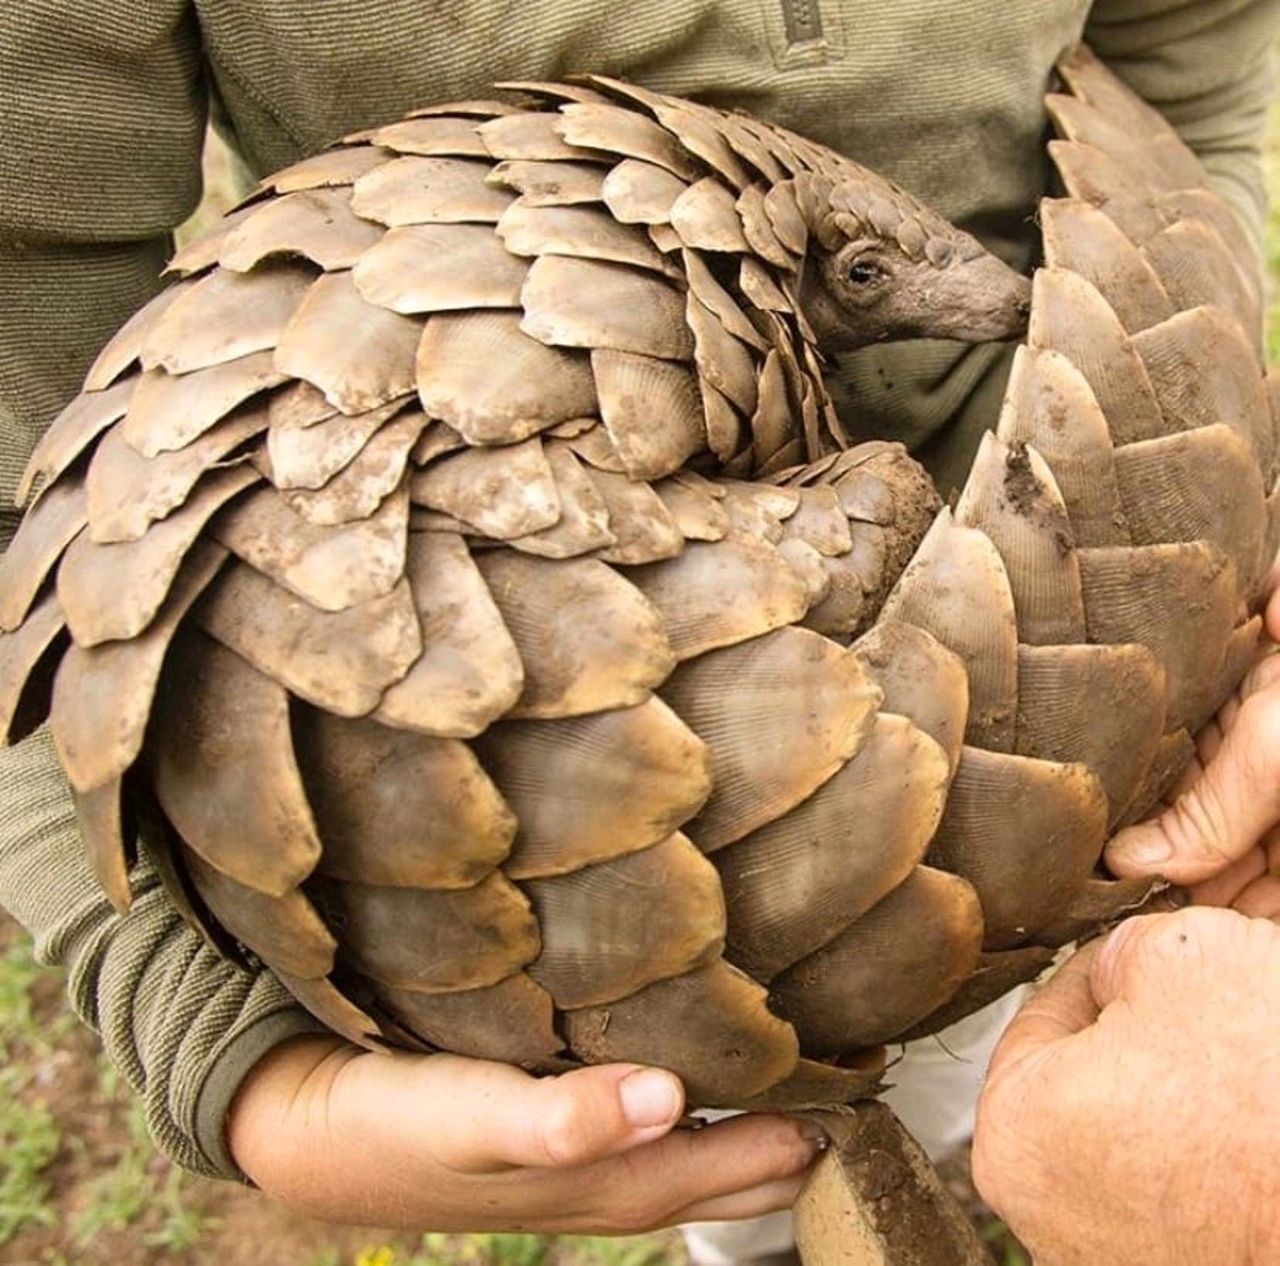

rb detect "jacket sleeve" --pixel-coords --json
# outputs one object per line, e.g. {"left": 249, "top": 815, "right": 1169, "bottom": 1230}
{"left": 1085, "top": 0, "right": 1280, "bottom": 251}
{"left": 0, "top": 2, "right": 319, "bottom": 1182}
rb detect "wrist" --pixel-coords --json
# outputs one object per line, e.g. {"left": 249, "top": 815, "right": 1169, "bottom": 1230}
{"left": 225, "top": 1032, "right": 360, "bottom": 1180}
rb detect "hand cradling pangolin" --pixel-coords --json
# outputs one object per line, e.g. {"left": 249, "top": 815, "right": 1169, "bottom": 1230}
{"left": 0, "top": 46, "right": 1272, "bottom": 1127}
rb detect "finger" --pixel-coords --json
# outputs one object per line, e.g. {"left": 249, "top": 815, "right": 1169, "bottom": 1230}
{"left": 592, "top": 1112, "right": 822, "bottom": 1228}
{"left": 673, "top": 1174, "right": 808, "bottom": 1226}
{"left": 1193, "top": 718, "right": 1224, "bottom": 769}
{"left": 428, "top": 1059, "right": 686, "bottom": 1173}
{"left": 507, "top": 1063, "right": 687, "bottom": 1169}
{"left": 1181, "top": 654, "right": 1280, "bottom": 785}
{"left": 1189, "top": 847, "right": 1267, "bottom": 909}
{"left": 1232, "top": 872, "right": 1280, "bottom": 920}
{"left": 1106, "top": 687, "right": 1280, "bottom": 883}
{"left": 985, "top": 940, "right": 1102, "bottom": 1082}
{"left": 1087, "top": 908, "right": 1241, "bottom": 1009}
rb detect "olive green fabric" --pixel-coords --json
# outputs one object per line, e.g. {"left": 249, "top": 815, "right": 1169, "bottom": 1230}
{"left": 0, "top": 0, "right": 1276, "bottom": 1181}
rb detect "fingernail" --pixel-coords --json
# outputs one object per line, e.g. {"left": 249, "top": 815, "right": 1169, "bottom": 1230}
{"left": 1109, "top": 830, "right": 1173, "bottom": 868}
{"left": 795, "top": 1119, "right": 830, "bottom": 1146}
{"left": 619, "top": 1069, "right": 681, "bottom": 1128}
{"left": 783, "top": 1121, "right": 828, "bottom": 1172}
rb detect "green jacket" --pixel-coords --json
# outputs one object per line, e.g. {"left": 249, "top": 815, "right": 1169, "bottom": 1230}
{"left": 1, "top": 0, "right": 1276, "bottom": 1180}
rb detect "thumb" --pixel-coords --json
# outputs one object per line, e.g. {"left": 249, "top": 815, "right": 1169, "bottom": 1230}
{"left": 1086, "top": 907, "right": 1248, "bottom": 1009}
{"left": 985, "top": 940, "right": 1102, "bottom": 1082}
{"left": 1106, "top": 688, "right": 1280, "bottom": 884}
{"left": 428, "top": 1058, "right": 686, "bottom": 1172}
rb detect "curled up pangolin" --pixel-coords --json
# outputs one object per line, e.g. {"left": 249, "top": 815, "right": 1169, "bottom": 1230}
{"left": 0, "top": 45, "right": 1273, "bottom": 1140}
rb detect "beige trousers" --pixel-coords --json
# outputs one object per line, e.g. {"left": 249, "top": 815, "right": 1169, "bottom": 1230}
{"left": 680, "top": 987, "right": 1027, "bottom": 1265}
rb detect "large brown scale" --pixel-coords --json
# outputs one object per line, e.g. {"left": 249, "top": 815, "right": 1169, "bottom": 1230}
{"left": 1, "top": 47, "right": 1274, "bottom": 1124}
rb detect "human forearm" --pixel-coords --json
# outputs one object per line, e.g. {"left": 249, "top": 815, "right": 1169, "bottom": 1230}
{"left": 0, "top": 726, "right": 322, "bottom": 1179}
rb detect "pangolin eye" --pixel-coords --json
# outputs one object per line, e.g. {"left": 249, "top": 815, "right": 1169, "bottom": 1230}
{"left": 846, "top": 258, "right": 887, "bottom": 286}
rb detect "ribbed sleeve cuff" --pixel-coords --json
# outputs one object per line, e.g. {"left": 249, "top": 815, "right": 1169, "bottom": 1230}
{"left": 0, "top": 728, "right": 335, "bottom": 1183}
{"left": 193, "top": 1003, "right": 328, "bottom": 1182}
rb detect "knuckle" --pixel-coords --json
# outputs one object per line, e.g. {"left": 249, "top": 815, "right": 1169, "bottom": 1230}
{"left": 535, "top": 1091, "right": 594, "bottom": 1166}
{"left": 1163, "top": 808, "right": 1218, "bottom": 866}
{"left": 1164, "top": 785, "right": 1234, "bottom": 865}
{"left": 1132, "top": 907, "right": 1232, "bottom": 970}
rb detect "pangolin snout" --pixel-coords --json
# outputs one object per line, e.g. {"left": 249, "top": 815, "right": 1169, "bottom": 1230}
{"left": 930, "top": 254, "right": 1033, "bottom": 343}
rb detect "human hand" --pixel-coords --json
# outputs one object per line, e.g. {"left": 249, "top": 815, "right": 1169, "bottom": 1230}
{"left": 972, "top": 907, "right": 1280, "bottom": 1265}
{"left": 1104, "top": 579, "right": 1280, "bottom": 914}
{"left": 226, "top": 1036, "right": 822, "bottom": 1234}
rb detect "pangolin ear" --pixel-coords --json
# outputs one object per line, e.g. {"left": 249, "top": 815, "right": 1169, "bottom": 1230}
{"left": 813, "top": 209, "right": 854, "bottom": 252}
{"left": 794, "top": 170, "right": 835, "bottom": 227}
{"left": 793, "top": 172, "right": 844, "bottom": 249}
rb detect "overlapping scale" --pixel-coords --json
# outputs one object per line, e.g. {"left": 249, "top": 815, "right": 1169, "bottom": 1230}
{"left": 523, "top": 832, "right": 725, "bottom": 1008}
{"left": 120, "top": 353, "right": 286, "bottom": 462}
{"left": 50, "top": 543, "right": 227, "bottom": 796}
{"left": 564, "top": 960, "right": 800, "bottom": 1104}
{"left": 475, "top": 697, "right": 712, "bottom": 878}
{"left": 769, "top": 867, "right": 984, "bottom": 1052}
{"left": 219, "top": 188, "right": 384, "bottom": 272}
{"left": 18, "top": 378, "right": 136, "bottom": 506}
{"left": 0, "top": 478, "right": 88, "bottom": 631}
{"left": 90, "top": 399, "right": 268, "bottom": 541}
{"left": 147, "top": 624, "right": 321, "bottom": 896}
{"left": 718, "top": 714, "right": 949, "bottom": 981}
{"left": 0, "top": 592, "right": 65, "bottom": 746}
{"left": 58, "top": 465, "right": 258, "bottom": 645}
{"left": 4, "top": 50, "right": 1270, "bottom": 1127}
{"left": 376, "top": 974, "right": 563, "bottom": 1066}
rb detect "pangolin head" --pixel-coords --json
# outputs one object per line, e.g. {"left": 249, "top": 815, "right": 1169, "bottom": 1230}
{"left": 794, "top": 168, "right": 1032, "bottom": 351}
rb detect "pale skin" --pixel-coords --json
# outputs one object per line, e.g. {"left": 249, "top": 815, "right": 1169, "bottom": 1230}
{"left": 972, "top": 578, "right": 1280, "bottom": 1264}
{"left": 230, "top": 584, "right": 1280, "bottom": 1249}
{"left": 227, "top": 1044, "right": 822, "bottom": 1234}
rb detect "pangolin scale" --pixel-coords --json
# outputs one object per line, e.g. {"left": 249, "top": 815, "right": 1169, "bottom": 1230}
{"left": 1, "top": 44, "right": 1274, "bottom": 1111}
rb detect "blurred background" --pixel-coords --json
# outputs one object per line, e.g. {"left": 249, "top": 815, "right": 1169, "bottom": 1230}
{"left": 1, "top": 80, "right": 1277, "bottom": 1266}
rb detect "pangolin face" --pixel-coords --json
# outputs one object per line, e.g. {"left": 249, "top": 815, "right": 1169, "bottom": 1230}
{"left": 796, "top": 171, "right": 1033, "bottom": 351}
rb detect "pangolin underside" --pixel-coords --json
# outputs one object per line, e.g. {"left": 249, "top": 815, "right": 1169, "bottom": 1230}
{"left": 1, "top": 44, "right": 1274, "bottom": 1112}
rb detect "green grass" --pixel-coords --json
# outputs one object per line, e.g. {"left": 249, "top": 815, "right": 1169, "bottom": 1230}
{"left": 0, "top": 1067, "right": 61, "bottom": 1244}
{"left": 980, "top": 1218, "right": 1032, "bottom": 1266}
{"left": 0, "top": 940, "right": 73, "bottom": 1058}
{"left": 0, "top": 941, "right": 65, "bottom": 1244}
{"left": 326, "top": 1237, "right": 677, "bottom": 1266}
{"left": 69, "top": 1071, "right": 219, "bottom": 1251}
{"left": 0, "top": 936, "right": 219, "bottom": 1256}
